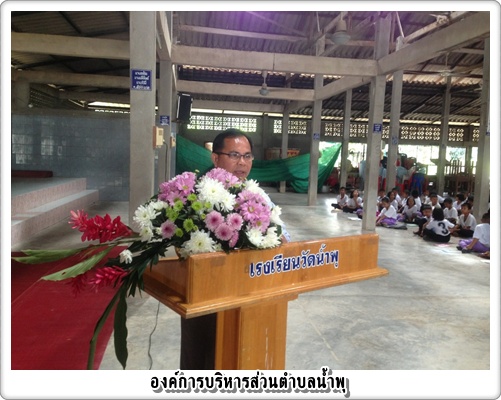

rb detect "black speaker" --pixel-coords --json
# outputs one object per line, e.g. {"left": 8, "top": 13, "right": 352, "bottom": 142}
{"left": 177, "top": 93, "right": 192, "bottom": 122}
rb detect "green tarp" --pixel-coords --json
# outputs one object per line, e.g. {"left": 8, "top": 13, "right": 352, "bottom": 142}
{"left": 175, "top": 135, "right": 341, "bottom": 193}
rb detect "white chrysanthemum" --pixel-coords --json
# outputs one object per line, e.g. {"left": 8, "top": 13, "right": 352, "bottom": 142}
{"left": 244, "top": 179, "right": 265, "bottom": 195}
{"left": 197, "top": 177, "right": 235, "bottom": 212}
{"left": 151, "top": 200, "right": 168, "bottom": 211}
{"left": 133, "top": 203, "right": 159, "bottom": 229}
{"left": 139, "top": 226, "right": 154, "bottom": 242}
{"left": 270, "top": 205, "right": 284, "bottom": 226}
{"left": 119, "top": 249, "right": 133, "bottom": 264}
{"left": 246, "top": 227, "right": 264, "bottom": 247}
{"left": 182, "top": 230, "right": 217, "bottom": 255}
{"left": 261, "top": 226, "right": 281, "bottom": 248}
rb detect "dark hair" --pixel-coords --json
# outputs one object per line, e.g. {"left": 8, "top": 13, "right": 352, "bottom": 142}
{"left": 461, "top": 202, "right": 472, "bottom": 210}
{"left": 457, "top": 193, "right": 466, "bottom": 201}
{"left": 467, "top": 195, "right": 474, "bottom": 202}
{"left": 432, "top": 207, "right": 445, "bottom": 221}
{"left": 411, "top": 189, "right": 419, "bottom": 197}
{"left": 429, "top": 193, "right": 438, "bottom": 198}
{"left": 404, "top": 189, "right": 410, "bottom": 196}
{"left": 340, "top": 186, "right": 346, "bottom": 190}
{"left": 421, "top": 204, "right": 432, "bottom": 211}
{"left": 381, "top": 196, "right": 390, "bottom": 204}
{"left": 212, "top": 128, "right": 253, "bottom": 153}
{"left": 482, "top": 212, "right": 490, "bottom": 220}
{"left": 444, "top": 197, "right": 453, "bottom": 205}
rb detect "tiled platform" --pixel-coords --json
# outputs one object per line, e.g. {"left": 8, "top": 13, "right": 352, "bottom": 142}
{"left": 11, "top": 177, "right": 99, "bottom": 247}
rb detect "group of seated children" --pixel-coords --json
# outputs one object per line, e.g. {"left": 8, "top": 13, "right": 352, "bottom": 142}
{"left": 332, "top": 186, "right": 490, "bottom": 258}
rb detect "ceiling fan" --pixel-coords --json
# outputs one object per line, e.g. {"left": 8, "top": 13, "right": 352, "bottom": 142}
{"left": 259, "top": 71, "right": 270, "bottom": 96}
{"left": 437, "top": 53, "right": 482, "bottom": 78}
{"left": 258, "top": 71, "right": 296, "bottom": 97}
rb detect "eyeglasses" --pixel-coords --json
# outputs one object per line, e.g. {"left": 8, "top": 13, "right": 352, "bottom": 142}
{"left": 215, "top": 151, "right": 254, "bottom": 161}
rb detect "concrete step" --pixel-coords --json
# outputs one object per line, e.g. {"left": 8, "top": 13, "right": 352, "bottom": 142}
{"left": 12, "top": 178, "right": 88, "bottom": 216}
{"left": 11, "top": 189, "right": 99, "bottom": 248}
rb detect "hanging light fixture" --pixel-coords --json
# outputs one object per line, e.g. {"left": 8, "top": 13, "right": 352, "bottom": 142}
{"left": 330, "top": 12, "right": 351, "bottom": 45}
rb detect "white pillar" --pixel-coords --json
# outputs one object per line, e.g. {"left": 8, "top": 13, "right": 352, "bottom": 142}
{"left": 308, "top": 74, "right": 323, "bottom": 206}
{"left": 437, "top": 76, "right": 451, "bottom": 196}
{"left": 474, "top": 38, "right": 490, "bottom": 219}
{"left": 362, "top": 14, "right": 391, "bottom": 232}
{"left": 157, "top": 59, "right": 173, "bottom": 186}
{"left": 386, "top": 36, "right": 404, "bottom": 192}
{"left": 129, "top": 12, "right": 157, "bottom": 226}
{"left": 339, "top": 89, "right": 352, "bottom": 189}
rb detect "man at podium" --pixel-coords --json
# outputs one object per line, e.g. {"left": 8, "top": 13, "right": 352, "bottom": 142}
{"left": 180, "top": 128, "right": 291, "bottom": 369}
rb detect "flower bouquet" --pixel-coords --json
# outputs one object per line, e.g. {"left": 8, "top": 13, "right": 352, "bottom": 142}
{"left": 13, "top": 168, "right": 284, "bottom": 369}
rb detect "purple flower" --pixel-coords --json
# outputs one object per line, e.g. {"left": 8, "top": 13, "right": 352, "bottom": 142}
{"left": 214, "top": 223, "right": 234, "bottom": 241}
{"left": 205, "top": 210, "right": 224, "bottom": 232}
{"left": 226, "top": 212, "right": 243, "bottom": 231}
{"left": 205, "top": 168, "right": 240, "bottom": 189}
{"left": 160, "top": 220, "right": 177, "bottom": 239}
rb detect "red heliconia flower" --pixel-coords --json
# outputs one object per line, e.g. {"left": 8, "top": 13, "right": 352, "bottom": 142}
{"left": 88, "top": 266, "right": 128, "bottom": 291}
{"left": 70, "top": 210, "right": 132, "bottom": 243}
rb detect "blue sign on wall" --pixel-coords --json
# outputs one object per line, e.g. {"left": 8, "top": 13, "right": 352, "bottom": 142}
{"left": 373, "top": 123, "right": 382, "bottom": 134}
{"left": 159, "top": 115, "right": 170, "bottom": 126}
{"left": 131, "top": 69, "right": 152, "bottom": 91}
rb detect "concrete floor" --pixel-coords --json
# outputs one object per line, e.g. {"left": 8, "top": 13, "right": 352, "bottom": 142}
{"left": 11, "top": 190, "right": 493, "bottom": 374}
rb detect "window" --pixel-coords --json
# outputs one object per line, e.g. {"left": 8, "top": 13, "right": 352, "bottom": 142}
{"left": 187, "top": 115, "right": 257, "bottom": 132}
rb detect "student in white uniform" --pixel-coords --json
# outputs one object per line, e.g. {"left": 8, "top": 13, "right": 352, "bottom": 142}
{"left": 422, "top": 207, "right": 455, "bottom": 243}
{"left": 442, "top": 197, "right": 458, "bottom": 224}
{"left": 457, "top": 212, "right": 490, "bottom": 253}
{"left": 397, "top": 195, "right": 418, "bottom": 223}
{"left": 331, "top": 186, "right": 349, "bottom": 210}
{"left": 375, "top": 196, "right": 398, "bottom": 227}
{"left": 451, "top": 202, "right": 477, "bottom": 238}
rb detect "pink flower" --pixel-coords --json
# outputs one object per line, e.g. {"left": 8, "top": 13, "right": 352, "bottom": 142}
{"left": 205, "top": 210, "right": 224, "bottom": 231}
{"left": 205, "top": 168, "right": 240, "bottom": 188}
{"left": 160, "top": 220, "right": 177, "bottom": 239}
{"left": 158, "top": 172, "right": 196, "bottom": 204}
{"left": 214, "top": 223, "right": 234, "bottom": 241}
{"left": 69, "top": 209, "right": 89, "bottom": 231}
{"left": 226, "top": 213, "right": 243, "bottom": 231}
{"left": 229, "top": 231, "right": 239, "bottom": 248}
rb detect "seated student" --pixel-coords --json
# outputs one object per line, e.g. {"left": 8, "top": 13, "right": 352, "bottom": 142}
{"left": 457, "top": 212, "right": 490, "bottom": 253}
{"left": 343, "top": 189, "right": 363, "bottom": 213}
{"left": 387, "top": 190, "right": 399, "bottom": 212}
{"left": 375, "top": 196, "right": 398, "bottom": 227}
{"left": 397, "top": 195, "right": 418, "bottom": 223}
{"left": 450, "top": 202, "right": 477, "bottom": 238}
{"left": 376, "top": 189, "right": 386, "bottom": 212}
{"left": 452, "top": 192, "right": 466, "bottom": 212}
{"left": 413, "top": 204, "right": 432, "bottom": 236}
{"left": 398, "top": 189, "right": 411, "bottom": 212}
{"left": 391, "top": 187, "right": 402, "bottom": 208}
{"left": 422, "top": 207, "right": 455, "bottom": 243}
{"left": 411, "top": 189, "right": 422, "bottom": 212}
{"left": 428, "top": 192, "right": 442, "bottom": 210}
{"left": 331, "top": 186, "right": 348, "bottom": 210}
{"left": 442, "top": 197, "right": 458, "bottom": 224}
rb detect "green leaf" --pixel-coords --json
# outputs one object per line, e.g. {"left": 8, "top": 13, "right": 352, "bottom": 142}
{"left": 113, "top": 288, "right": 129, "bottom": 369}
{"left": 12, "top": 248, "right": 83, "bottom": 264}
{"left": 86, "top": 286, "right": 123, "bottom": 370}
{"left": 41, "top": 246, "right": 114, "bottom": 281}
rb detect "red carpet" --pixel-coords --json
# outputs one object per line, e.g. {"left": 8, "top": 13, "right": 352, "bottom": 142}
{"left": 11, "top": 251, "right": 120, "bottom": 370}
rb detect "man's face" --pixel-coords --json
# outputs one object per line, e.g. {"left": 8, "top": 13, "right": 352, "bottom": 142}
{"left": 211, "top": 136, "right": 253, "bottom": 180}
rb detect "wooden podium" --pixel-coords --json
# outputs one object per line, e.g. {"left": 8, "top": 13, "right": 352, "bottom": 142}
{"left": 143, "top": 234, "right": 388, "bottom": 370}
